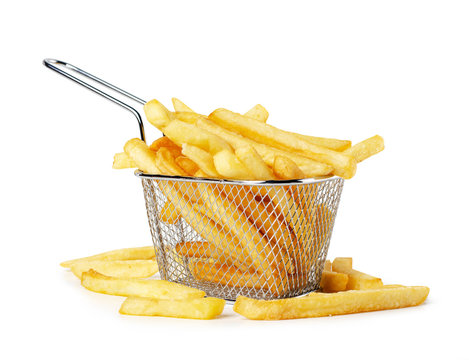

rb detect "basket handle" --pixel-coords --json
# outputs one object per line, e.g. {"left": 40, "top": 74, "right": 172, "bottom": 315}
{"left": 43, "top": 59, "right": 147, "bottom": 142}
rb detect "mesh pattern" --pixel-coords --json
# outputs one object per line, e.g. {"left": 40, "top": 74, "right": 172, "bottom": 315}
{"left": 141, "top": 177, "right": 344, "bottom": 300}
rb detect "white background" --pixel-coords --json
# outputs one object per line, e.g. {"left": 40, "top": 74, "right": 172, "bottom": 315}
{"left": 1, "top": 1, "right": 468, "bottom": 359}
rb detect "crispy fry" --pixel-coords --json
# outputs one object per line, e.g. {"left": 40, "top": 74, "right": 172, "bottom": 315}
{"left": 233, "top": 286, "right": 430, "bottom": 320}
{"left": 332, "top": 257, "right": 353, "bottom": 270}
{"left": 60, "top": 246, "right": 156, "bottom": 268}
{"left": 120, "top": 296, "right": 225, "bottom": 320}
{"left": 213, "top": 149, "right": 253, "bottom": 180}
{"left": 172, "top": 97, "right": 194, "bottom": 113}
{"left": 175, "top": 241, "right": 237, "bottom": 267}
{"left": 273, "top": 155, "right": 305, "bottom": 179}
{"left": 156, "top": 147, "right": 189, "bottom": 176}
{"left": 343, "top": 135, "right": 384, "bottom": 163}
{"left": 175, "top": 156, "right": 199, "bottom": 176}
{"left": 208, "top": 109, "right": 356, "bottom": 178}
{"left": 244, "top": 104, "right": 269, "bottom": 123}
{"left": 70, "top": 260, "right": 158, "bottom": 280}
{"left": 144, "top": 99, "right": 173, "bottom": 128}
{"left": 181, "top": 144, "right": 220, "bottom": 177}
{"left": 292, "top": 134, "right": 351, "bottom": 152}
{"left": 81, "top": 270, "right": 205, "bottom": 299}
{"left": 149, "top": 136, "right": 180, "bottom": 153}
{"left": 332, "top": 258, "right": 383, "bottom": 290}
{"left": 112, "top": 152, "right": 137, "bottom": 169}
{"left": 175, "top": 111, "right": 203, "bottom": 124}
{"left": 235, "top": 146, "right": 275, "bottom": 180}
{"left": 324, "top": 260, "right": 332, "bottom": 271}
{"left": 124, "top": 138, "right": 160, "bottom": 174}
{"left": 320, "top": 270, "right": 349, "bottom": 292}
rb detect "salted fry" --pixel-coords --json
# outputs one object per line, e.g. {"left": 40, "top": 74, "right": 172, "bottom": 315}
{"left": 209, "top": 109, "right": 356, "bottom": 178}
{"left": 70, "top": 260, "right": 158, "bottom": 279}
{"left": 332, "top": 258, "right": 383, "bottom": 290}
{"left": 175, "top": 156, "right": 199, "bottom": 176}
{"left": 81, "top": 270, "right": 205, "bottom": 299}
{"left": 235, "top": 146, "right": 275, "bottom": 180}
{"left": 244, "top": 104, "right": 269, "bottom": 123}
{"left": 181, "top": 144, "right": 220, "bottom": 177}
{"left": 320, "top": 270, "right": 349, "bottom": 292}
{"left": 60, "top": 246, "right": 156, "bottom": 268}
{"left": 119, "top": 296, "right": 225, "bottom": 320}
{"left": 233, "top": 286, "right": 430, "bottom": 320}
{"left": 344, "top": 135, "right": 384, "bottom": 163}
{"left": 124, "top": 138, "right": 160, "bottom": 174}
{"left": 172, "top": 97, "right": 194, "bottom": 113}
{"left": 273, "top": 155, "right": 305, "bottom": 179}
{"left": 113, "top": 152, "right": 137, "bottom": 169}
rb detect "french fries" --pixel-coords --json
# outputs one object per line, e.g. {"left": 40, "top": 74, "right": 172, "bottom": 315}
{"left": 273, "top": 155, "right": 305, "bottom": 180}
{"left": 332, "top": 257, "right": 383, "bottom": 290}
{"left": 181, "top": 144, "right": 220, "bottom": 177}
{"left": 233, "top": 286, "right": 430, "bottom": 320}
{"left": 81, "top": 270, "right": 205, "bottom": 299}
{"left": 343, "top": 135, "right": 384, "bottom": 163}
{"left": 112, "top": 152, "right": 136, "bottom": 169}
{"left": 120, "top": 296, "right": 225, "bottom": 320}
{"left": 320, "top": 270, "right": 349, "bottom": 292}
{"left": 172, "top": 97, "right": 194, "bottom": 113}
{"left": 244, "top": 104, "right": 269, "bottom": 123}
{"left": 70, "top": 260, "right": 158, "bottom": 279}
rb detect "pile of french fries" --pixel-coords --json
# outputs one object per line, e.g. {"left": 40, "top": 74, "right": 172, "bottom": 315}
{"left": 112, "top": 98, "right": 385, "bottom": 294}
{"left": 61, "top": 248, "right": 428, "bottom": 320}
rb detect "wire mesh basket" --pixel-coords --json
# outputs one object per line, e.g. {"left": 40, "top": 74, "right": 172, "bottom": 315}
{"left": 44, "top": 59, "right": 345, "bottom": 300}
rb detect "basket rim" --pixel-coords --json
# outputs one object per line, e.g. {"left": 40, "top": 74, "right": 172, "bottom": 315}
{"left": 134, "top": 170, "right": 343, "bottom": 186}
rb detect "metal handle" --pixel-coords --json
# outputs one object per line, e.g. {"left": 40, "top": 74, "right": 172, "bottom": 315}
{"left": 43, "top": 59, "right": 147, "bottom": 142}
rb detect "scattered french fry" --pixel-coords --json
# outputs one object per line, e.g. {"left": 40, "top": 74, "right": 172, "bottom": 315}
{"left": 320, "top": 270, "right": 349, "bottom": 292}
{"left": 332, "top": 258, "right": 383, "bottom": 290}
{"left": 70, "top": 260, "right": 158, "bottom": 279}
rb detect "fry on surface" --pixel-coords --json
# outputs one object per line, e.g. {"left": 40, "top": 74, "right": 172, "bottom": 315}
{"left": 70, "top": 260, "right": 158, "bottom": 279}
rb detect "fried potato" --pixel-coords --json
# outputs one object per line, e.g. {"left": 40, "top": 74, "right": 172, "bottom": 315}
{"left": 175, "top": 111, "right": 204, "bottom": 124}
{"left": 144, "top": 99, "right": 173, "bottom": 128}
{"left": 81, "top": 270, "right": 205, "bottom": 299}
{"left": 320, "top": 270, "right": 349, "bottom": 292}
{"left": 332, "top": 258, "right": 383, "bottom": 290}
{"left": 235, "top": 146, "right": 275, "bottom": 180}
{"left": 273, "top": 155, "right": 305, "bottom": 180}
{"left": 70, "top": 260, "right": 158, "bottom": 279}
{"left": 213, "top": 149, "right": 253, "bottom": 180}
{"left": 196, "top": 117, "right": 333, "bottom": 178}
{"left": 292, "top": 134, "right": 351, "bottom": 152}
{"left": 175, "top": 241, "right": 237, "bottom": 267}
{"left": 209, "top": 109, "right": 356, "bottom": 178}
{"left": 181, "top": 144, "right": 220, "bottom": 177}
{"left": 124, "top": 138, "right": 160, "bottom": 174}
{"left": 324, "top": 260, "right": 332, "bottom": 271}
{"left": 149, "top": 137, "right": 181, "bottom": 157}
{"left": 343, "top": 135, "right": 384, "bottom": 163}
{"left": 233, "top": 286, "right": 430, "bottom": 320}
{"left": 60, "top": 246, "right": 156, "bottom": 268}
{"left": 156, "top": 147, "right": 189, "bottom": 176}
{"left": 119, "top": 296, "right": 225, "bottom": 320}
{"left": 244, "top": 104, "right": 269, "bottom": 123}
{"left": 175, "top": 156, "right": 199, "bottom": 176}
{"left": 172, "top": 97, "right": 194, "bottom": 113}
{"left": 112, "top": 152, "right": 137, "bottom": 169}
{"left": 160, "top": 201, "right": 180, "bottom": 224}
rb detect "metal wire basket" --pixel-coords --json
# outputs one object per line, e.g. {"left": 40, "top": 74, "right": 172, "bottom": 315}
{"left": 44, "top": 59, "right": 344, "bottom": 300}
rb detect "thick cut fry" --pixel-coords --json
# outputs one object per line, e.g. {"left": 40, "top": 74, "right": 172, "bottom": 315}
{"left": 156, "top": 147, "right": 189, "bottom": 176}
{"left": 160, "top": 201, "right": 180, "bottom": 224}
{"left": 213, "top": 149, "right": 254, "bottom": 180}
{"left": 181, "top": 144, "right": 220, "bottom": 177}
{"left": 70, "top": 260, "right": 158, "bottom": 279}
{"left": 144, "top": 99, "right": 172, "bottom": 128}
{"left": 324, "top": 260, "right": 332, "bottom": 271}
{"left": 196, "top": 117, "right": 333, "bottom": 178}
{"left": 332, "top": 257, "right": 352, "bottom": 270}
{"left": 244, "top": 104, "right": 269, "bottom": 123}
{"left": 209, "top": 109, "right": 356, "bottom": 178}
{"left": 81, "top": 270, "right": 205, "bottom": 299}
{"left": 175, "top": 156, "right": 199, "bottom": 176}
{"left": 124, "top": 138, "right": 160, "bottom": 174}
{"left": 235, "top": 146, "right": 275, "bottom": 180}
{"left": 233, "top": 286, "right": 430, "bottom": 320}
{"left": 120, "top": 296, "right": 225, "bottom": 320}
{"left": 149, "top": 136, "right": 180, "bottom": 153}
{"left": 343, "top": 135, "right": 384, "bottom": 163}
{"left": 60, "top": 246, "right": 156, "bottom": 268}
{"left": 320, "top": 270, "right": 349, "bottom": 292}
{"left": 332, "top": 258, "right": 383, "bottom": 290}
{"left": 273, "top": 155, "right": 305, "bottom": 179}
{"left": 113, "top": 152, "right": 137, "bottom": 169}
{"left": 172, "top": 97, "right": 194, "bottom": 113}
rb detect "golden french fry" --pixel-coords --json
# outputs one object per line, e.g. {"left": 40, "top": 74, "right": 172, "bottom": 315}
{"left": 320, "top": 270, "right": 349, "bottom": 293}
{"left": 213, "top": 149, "right": 253, "bottom": 180}
{"left": 70, "top": 260, "right": 158, "bottom": 280}
{"left": 233, "top": 286, "right": 430, "bottom": 320}
{"left": 172, "top": 97, "right": 194, "bottom": 113}
{"left": 208, "top": 109, "right": 356, "bottom": 179}
{"left": 324, "top": 260, "right": 332, "bottom": 271}
{"left": 149, "top": 137, "right": 181, "bottom": 155}
{"left": 160, "top": 201, "right": 180, "bottom": 224}
{"left": 181, "top": 144, "right": 220, "bottom": 177}
{"left": 156, "top": 147, "right": 189, "bottom": 176}
{"left": 344, "top": 135, "right": 384, "bottom": 163}
{"left": 196, "top": 117, "right": 333, "bottom": 178}
{"left": 144, "top": 99, "right": 173, "bottom": 128}
{"left": 124, "top": 138, "right": 160, "bottom": 174}
{"left": 119, "top": 296, "right": 225, "bottom": 320}
{"left": 194, "top": 169, "right": 209, "bottom": 178}
{"left": 273, "top": 155, "right": 305, "bottom": 179}
{"left": 175, "top": 111, "right": 203, "bottom": 124}
{"left": 235, "top": 146, "right": 275, "bottom": 180}
{"left": 244, "top": 104, "right": 269, "bottom": 123}
{"left": 112, "top": 152, "right": 137, "bottom": 169}
{"left": 81, "top": 270, "right": 205, "bottom": 299}
{"left": 175, "top": 156, "right": 199, "bottom": 176}
{"left": 332, "top": 258, "right": 383, "bottom": 290}
{"left": 174, "top": 241, "right": 237, "bottom": 267}
{"left": 292, "top": 134, "right": 351, "bottom": 152}
{"left": 60, "top": 246, "right": 156, "bottom": 268}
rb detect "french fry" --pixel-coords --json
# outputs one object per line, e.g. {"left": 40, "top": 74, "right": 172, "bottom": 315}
{"left": 332, "top": 258, "right": 383, "bottom": 290}
{"left": 160, "top": 201, "right": 180, "bottom": 224}
{"left": 273, "top": 155, "right": 305, "bottom": 179}
{"left": 60, "top": 246, "right": 156, "bottom": 268}
{"left": 208, "top": 109, "right": 356, "bottom": 179}
{"left": 172, "top": 97, "right": 194, "bottom": 113}
{"left": 213, "top": 149, "right": 254, "bottom": 180}
{"left": 119, "top": 296, "right": 225, "bottom": 320}
{"left": 124, "top": 138, "right": 160, "bottom": 174}
{"left": 196, "top": 117, "right": 333, "bottom": 178}
{"left": 70, "top": 260, "right": 158, "bottom": 280}
{"left": 156, "top": 147, "right": 189, "bottom": 176}
{"left": 181, "top": 144, "right": 220, "bottom": 177}
{"left": 112, "top": 152, "right": 137, "bottom": 169}
{"left": 320, "top": 270, "right": 349, "bottom": 292}
{"left": 244, "top": 104, "right": 269, "bottom": 123}
{"left": 175, "top": 111, "right": 203, "bottom": 124}
{"left": 343, "top": 135, "right": 384, "bottom": 163}
{"left": 292, "top": 134, "right": 351, "bottom": 152}
{"left": 81, "top": 270, "right": 205, "bottom": 299}
{"left": 175, "top": 241, "right": 237, "bottom": 267}
{"left": 235, "top": 146, "right": 275, "bottom": 180}
{"left": 175, "top": 156, "right": 199, "bottom": 176}
{"left": 194, "top": 169, "right": 209, "bottom": 178}
{"left": 144, "top": 99, "right": 173, "bottom": 128}
{"left": 324, "top": 260, "right": 332, "bottom": 271}
{"left": 149, "top": 136, "right": 180, "bottom": 153}
{"left": 233, "top": 286, "right": 430, "bottom": 320}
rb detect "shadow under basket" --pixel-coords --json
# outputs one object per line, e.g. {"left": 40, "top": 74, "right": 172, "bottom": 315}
{"left": 137, "top": 172, "right": 344, "bottom": 300}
